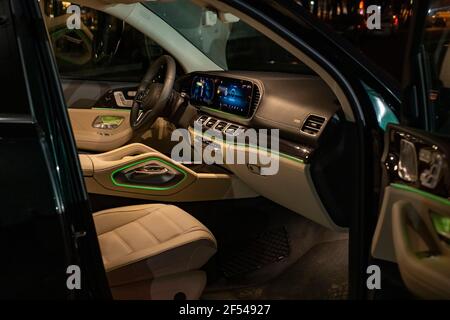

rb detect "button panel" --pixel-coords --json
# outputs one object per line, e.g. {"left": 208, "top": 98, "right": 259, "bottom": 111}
{"left": 193, "top": 115, "right": 312, "bottom": 163}
{"left": 214, "top": 121, "right": 228, "bottom": 132}
{"left": 195, "top": 115, "right": 246, "bottom": 136}
{"left": 114, "top": 91, "right": 133, "bottom": 108}
{"left": 197, "top": 115, "right": 209, "bottom": 124}
{"left": 205, "top": 118, "right": 218, "bottom": 128}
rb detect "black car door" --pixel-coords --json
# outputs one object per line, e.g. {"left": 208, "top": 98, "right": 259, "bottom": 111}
{"left": 0, "top": 0, "right": 110, "bottom": 299}
{"left": 371, "top": 0, "right": 450, "bottom": 299}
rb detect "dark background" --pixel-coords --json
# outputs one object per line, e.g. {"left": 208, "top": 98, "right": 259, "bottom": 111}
{"left": 297, "top": 0, "right": 415, "bottom": 83}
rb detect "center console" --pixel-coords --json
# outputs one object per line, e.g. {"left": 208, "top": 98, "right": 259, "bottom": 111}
{"left": 80, "top": 143, "right": 257, "bottom": 202}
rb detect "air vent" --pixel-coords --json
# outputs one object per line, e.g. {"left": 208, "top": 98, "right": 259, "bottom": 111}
{"left": 301, "top": 115, "right": 326, "bottom": 135}
{"left": 250, "top": 85, "right": 262, "bottom": 116}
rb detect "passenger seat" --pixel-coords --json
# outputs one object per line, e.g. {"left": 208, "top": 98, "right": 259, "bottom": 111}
{"left": 93, "top": 204, "right": 217, "bottom": 300}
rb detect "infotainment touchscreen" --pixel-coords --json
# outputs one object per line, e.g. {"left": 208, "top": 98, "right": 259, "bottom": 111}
{"left": 190, "top": 75, "right": 254, "bottom": 117}
{"left": 190, "top": 77, "right": 215, "bottom": 106}
{"left": 217, "top": 80, "right": 253, "bottom": 117}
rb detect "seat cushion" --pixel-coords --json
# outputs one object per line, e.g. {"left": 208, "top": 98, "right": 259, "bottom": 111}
{"left": 93, "top": 204, "right": 217, "bottom": 286}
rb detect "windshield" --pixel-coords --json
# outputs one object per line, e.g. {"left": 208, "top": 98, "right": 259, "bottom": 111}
{"left": 143, "top": 0, "right": 314, "bottom": 74}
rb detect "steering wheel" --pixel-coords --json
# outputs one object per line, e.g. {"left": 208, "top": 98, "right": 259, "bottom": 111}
{"left": 130, "top": 55, "right": 176, "bottom": 130}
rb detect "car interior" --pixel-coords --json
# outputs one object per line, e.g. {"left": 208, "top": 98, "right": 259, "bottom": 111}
{"left": 40, "top": 0, "right": 367, "bottom": 300}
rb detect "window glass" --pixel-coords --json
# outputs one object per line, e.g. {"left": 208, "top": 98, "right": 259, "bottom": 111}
{"left": 423, "top": 0, "right": 450, "bottom": 136}
{"left": 144, "top": 1, "right": 415, "bottom": 80}
{"left": 43, "top": 1, "right": 164, "bottom": 82}
{"left": 143, "top": 0, "right": 315, "bottom": 74}
{"left": 0, "top": 0, "right": 29, "bottom": 115}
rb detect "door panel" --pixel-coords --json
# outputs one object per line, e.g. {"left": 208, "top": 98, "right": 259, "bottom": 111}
{"left": 371, "top": 0, "right": 450, "bottom": 299}
{"left": 372, "top": 184, "right": 450, "bottom": 264}
{"left": 392, "top": 199, "right": 450, "bottom": 299}
{"left": 373, "top": 124, "right": 450, "bottom": 299}
{"left": 62, "top": 79, "right": 139, "bottom": 109}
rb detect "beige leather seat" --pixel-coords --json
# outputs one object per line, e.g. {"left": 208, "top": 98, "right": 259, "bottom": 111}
{"left": 93, "top": 204, "right": 217, "bottom": 300}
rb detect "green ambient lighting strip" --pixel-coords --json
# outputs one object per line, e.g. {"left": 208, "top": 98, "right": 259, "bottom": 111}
{"left": 111, "top": 157, "right": 188, "bottom": 191}
{"left": 391, "top": 183, "right": 450, "bottom": 241}
{"left": 196, "top": 130, "right": 305, "bottom": 164}
{"left": 391, "top": 183, "right": 450, "bottom": 207}
{"left": 96, "top": 116, "right": 124, "bottom": 126}
{"left": 431, "top": 212, "right": 450, "bottom": 240}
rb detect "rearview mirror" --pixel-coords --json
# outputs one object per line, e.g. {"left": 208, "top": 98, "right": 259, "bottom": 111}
{"left": 202, "top": 9, "right": 218, "bottom": 27}
{"left": 201, "top": 10, "right": 240, "bottom": 27}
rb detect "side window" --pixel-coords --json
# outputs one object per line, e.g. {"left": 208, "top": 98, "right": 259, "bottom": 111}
{"left": 0, "top": 0, "right": 29, "bottom": 114}
{"left": 423, "top": 1, "right": 450, "bottom": 136}
{"left": 42, "top": 1, "right": 164, "bottom": 82}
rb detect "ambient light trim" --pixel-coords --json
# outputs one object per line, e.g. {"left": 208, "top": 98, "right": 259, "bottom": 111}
{"left": 196, "top": 129, "right": 305, "bottom": 164}
{"left": 390, "top": 183, "right": 450, "bottom": 207}
{"left": 431, "top": 212, "right": 450, "bottom": 241}
{"left": 111, "top": 157, "right": 188, "bottom": 191}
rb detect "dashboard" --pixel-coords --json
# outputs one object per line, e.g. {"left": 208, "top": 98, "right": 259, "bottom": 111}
{"left": 177, "top": 71, "right": 341, "bottom": 148}
{"left": 175, "top": 71, "right": 354, "bottom": 228}
{"left": 89, "top": 70, "right": 354, "bottom": 229}
{"left": 190, "top": 75, "right": 258, "bottom": 118}
{"left": 94, "top": 71, "right": 342, "bottom": 151}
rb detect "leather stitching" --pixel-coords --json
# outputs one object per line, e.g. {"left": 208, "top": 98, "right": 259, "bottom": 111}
{"left": 134, "top": 220, "right": 161, "bottom": 244}
{"left": 110, "top": 231, "right": 134, "bottom": 254}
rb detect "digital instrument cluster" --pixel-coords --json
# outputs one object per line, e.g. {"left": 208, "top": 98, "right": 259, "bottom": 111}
{"left": 190, "top": 75, "right": 255, "bottom": 117}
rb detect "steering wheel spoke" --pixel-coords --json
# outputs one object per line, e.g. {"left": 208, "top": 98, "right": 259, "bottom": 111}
{"left": 130, "top": 55, "right": 176, "bottom": 130}
{"left": 137, "top": 109, "right": 145, "bottom": 122}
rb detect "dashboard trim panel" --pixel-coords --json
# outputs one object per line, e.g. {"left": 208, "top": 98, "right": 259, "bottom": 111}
{"left": 197, "top": 128, "right": 306, "bottom": 165}
{"left": 193, "top": 114, "right": 312, "bottom": 163}
{"left": 177, "top": 71, "right": 339, "bottom": 148}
